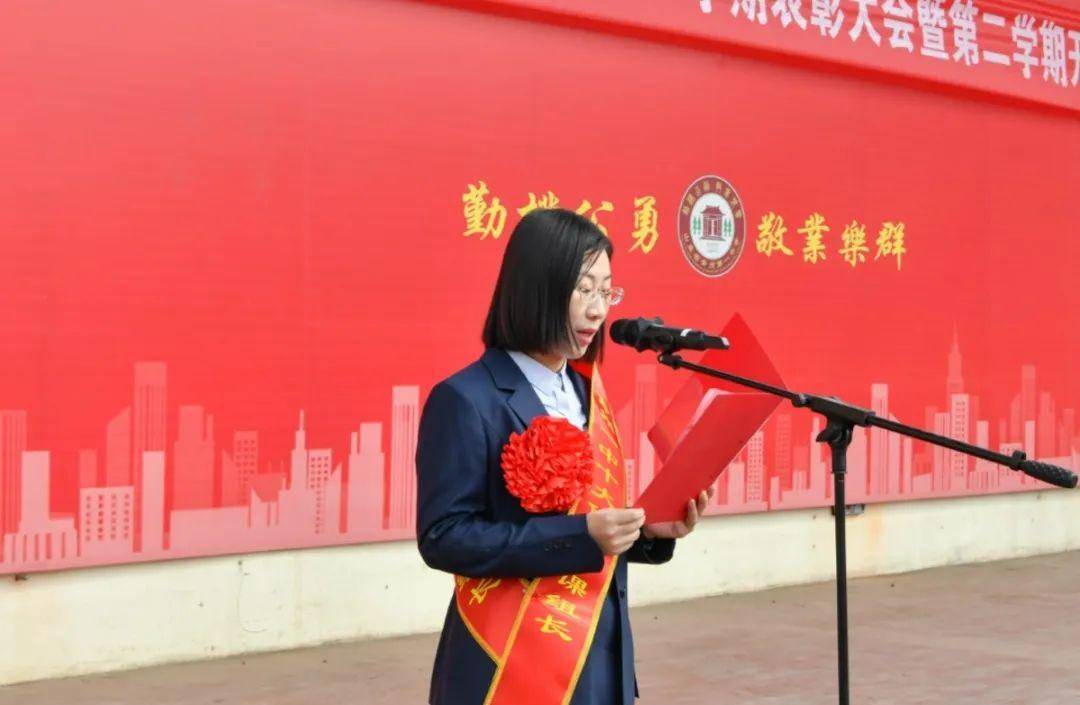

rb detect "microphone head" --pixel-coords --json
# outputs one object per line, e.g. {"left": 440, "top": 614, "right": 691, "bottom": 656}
{"left": 609, "top": 317, "right": 662, "bottom": 350}
{"left": 608, "top": 318, "right": 638, "bottom": 346}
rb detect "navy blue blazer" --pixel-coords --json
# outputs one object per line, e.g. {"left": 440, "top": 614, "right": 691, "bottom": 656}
{"left": 416, "top": 347, "right": 675, "bottom": 705}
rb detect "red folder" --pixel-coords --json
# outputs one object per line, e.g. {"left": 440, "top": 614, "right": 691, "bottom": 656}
{"left": 635, "top": 314, "right": 785, "bottom": 523}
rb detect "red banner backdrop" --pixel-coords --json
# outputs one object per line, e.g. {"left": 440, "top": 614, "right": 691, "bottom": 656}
{"left": 0, "top": 0, "right": 1076, "bottom": 574}
{"left": 433, "top": 0, "right": 1080, "bottom": 112}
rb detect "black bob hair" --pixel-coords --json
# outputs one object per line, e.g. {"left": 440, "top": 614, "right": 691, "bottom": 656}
{"left": 482, "top": 208, "right": 614, "bottom": 363}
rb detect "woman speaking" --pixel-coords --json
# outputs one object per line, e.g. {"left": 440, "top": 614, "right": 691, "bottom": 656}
{"left": 416, "top": 208, "right": 711, "bottom": 705}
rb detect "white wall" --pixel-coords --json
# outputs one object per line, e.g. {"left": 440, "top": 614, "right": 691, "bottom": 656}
{"left": 3, "top": 489, "right": 1078, "bottom": 686}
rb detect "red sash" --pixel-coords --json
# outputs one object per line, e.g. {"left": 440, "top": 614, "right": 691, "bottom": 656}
{"left": 453, "top": 361, "right": 627, "bottom": 705}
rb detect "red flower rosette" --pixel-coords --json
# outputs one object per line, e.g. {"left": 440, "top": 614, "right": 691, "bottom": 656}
{"left": 501, "top": 416, "right": 594, "bottom": 513}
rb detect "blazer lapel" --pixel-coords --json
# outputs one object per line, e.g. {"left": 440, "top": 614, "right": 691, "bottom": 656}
{"left": 567, "top": 364, "right": 591, "bottom": 425}
{"left": 481, "top": 348, "right": 549, "bottom": 429}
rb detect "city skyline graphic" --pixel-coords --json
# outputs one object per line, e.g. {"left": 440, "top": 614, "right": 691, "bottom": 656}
{"left": 0, "top": 331, "right": 1074, "bottom": 574}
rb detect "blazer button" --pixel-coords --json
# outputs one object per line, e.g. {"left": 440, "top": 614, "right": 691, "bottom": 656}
{"left": 619, "top": 588, "right": 627, "bottom": 598}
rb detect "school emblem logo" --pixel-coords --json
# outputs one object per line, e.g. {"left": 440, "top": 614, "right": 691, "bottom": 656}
{"left": 677, "top": 175, "right": 746, "bottom": 278}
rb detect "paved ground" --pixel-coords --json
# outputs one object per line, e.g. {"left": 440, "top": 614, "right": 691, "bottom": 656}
{"left": 3, "top": 551, "right": 1079, "bottom": 704}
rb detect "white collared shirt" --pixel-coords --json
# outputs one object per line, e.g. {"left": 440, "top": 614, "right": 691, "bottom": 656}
{"left": 506, "top": 350, "right": 587, "bottom": 430}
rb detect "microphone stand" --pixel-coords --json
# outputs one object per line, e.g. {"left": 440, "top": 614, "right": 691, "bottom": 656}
{"left": 654, "top": 350, "right": 1078, "bottom": 705}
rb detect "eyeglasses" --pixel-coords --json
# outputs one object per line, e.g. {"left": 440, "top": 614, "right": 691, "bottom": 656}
{"left": 575, "top": 285, "right": 624, "bottom": 308}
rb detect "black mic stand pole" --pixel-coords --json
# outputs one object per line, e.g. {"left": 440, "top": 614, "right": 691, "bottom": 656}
{"left": 654, "top": 350, "right": 1078, "bottom": 705}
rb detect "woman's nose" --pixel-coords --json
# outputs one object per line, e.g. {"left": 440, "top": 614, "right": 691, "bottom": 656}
{"left": 585, "top": 297, "right": 609, "bottom": 316}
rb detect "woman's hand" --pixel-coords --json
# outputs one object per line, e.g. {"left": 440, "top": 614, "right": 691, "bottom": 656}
{"left": 642, "top": 487, "right": 714, "bottom": 540}
{"left": 586, "top": 507, "right": 645, "bottom": 556}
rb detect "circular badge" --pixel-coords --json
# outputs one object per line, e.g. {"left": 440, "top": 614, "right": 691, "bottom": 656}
{"left": 677, "top": 175, "right": 746, "bottom": 278}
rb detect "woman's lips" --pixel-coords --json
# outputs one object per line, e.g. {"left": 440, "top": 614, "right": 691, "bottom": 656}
{"left": 575, "top": 330, "right": 597, "bottom": 345}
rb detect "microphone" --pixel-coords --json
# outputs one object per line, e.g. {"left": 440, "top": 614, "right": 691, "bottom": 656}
{"left": 609, "top": 317, "right": 730, "bottom": 353}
